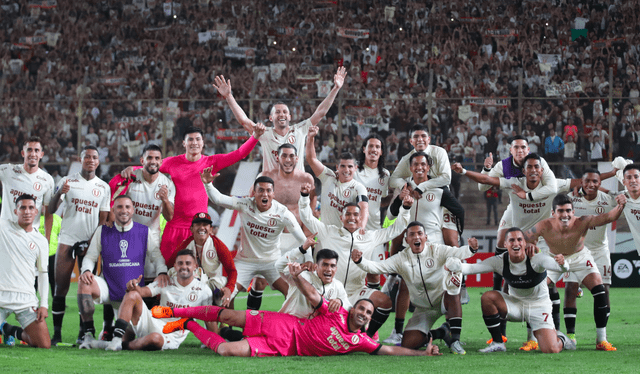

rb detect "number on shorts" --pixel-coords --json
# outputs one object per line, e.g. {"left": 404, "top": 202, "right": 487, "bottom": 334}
{"left": 378, "top": 253, "right": 384, "bottom": 260}
{"left": 603, "top": 265, "right": 611, "bottom": 277}
{"left": 443, "top": 214, "right": 450, "bottom": 222}
{"left": 542, "top": 312, "right": 549, "bottom": 322}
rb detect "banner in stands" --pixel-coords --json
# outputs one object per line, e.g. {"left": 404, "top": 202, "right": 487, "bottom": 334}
{"left": 198, "top": 30, "right": 237, "bottom": 43}
{"left": 18, "top": 36, "right": 47, "bottom": 45}
{"left": 537, "top": 54, "right": 561, "bottom": 66}
{"left": 28, "top": 0, "right": 56, "bottom": 8}
{"left": 611, "top": 252, "right": 640, "bottom": 287}
{"left": 224, "top": 46, "right": 256, "bottom": 59}
{"left": 97, "top": 77, "right": 127, "bottom": 85}
{"left": 345, "top": 106, "right": 379, "bottom": 127}
{"left": 336, "top": 28, "right": 369, "bottom": 39}
{"left": 468, "top": 98, "right": 509, "bottom": 107}
{"left": 216, "top": 128, "right": 251, "bottom": 141}
{"left": 484, "top": 29, "right": 518, "bottom": 37}
{"left": 545, "top": 80, "right": 583, "bottom": 96}
{"left": 268, "top": 27, "right": 309, "bottom": 37}
{"left": 114, "top": 115, "right": 154, "bottom": 127}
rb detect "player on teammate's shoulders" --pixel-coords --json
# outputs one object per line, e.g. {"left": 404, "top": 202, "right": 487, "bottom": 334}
{"left": 82, "top": 249, "right": 212, "bottom": 351}
{"left": 0, "top": 195, "right": 51, "bottom": 348}
{"left": 47, "top": 146, "right": 111, "bottom": 346}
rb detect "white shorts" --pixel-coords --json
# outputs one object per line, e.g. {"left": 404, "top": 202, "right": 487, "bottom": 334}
{"left": 500, "top": 292, "right": 554, "bottom": 332}
{"left": 425, "top": 228, "right": 444, "bottom": 245}
{"left": 0, "top": 291, "right": 39, "bottom": 328}
{"left": 371, "top": 244, "right": 386, "bottom": 264}
{"left": 405, "top": 296, "right": 447, "bottom": 334}
{"left": 564, "top": 249, "right": 611, "bottom": 285}
{"left": 498, "top": 204, "right": 513, "bottom": 230}
{"left": 347, "top": 286, "right": 377, "bottom": 307}
{"left": 234, "top": 259, "right": 281, "bottom": 291}
{"left": 442, "top": 209, "right": 457, "bottom": 231}
{"left": 132, "top": 302, "right": 189, "bottom": 350}
{"left": 93, "top": 277, "right": 121, "bottom": 310}
{"left": 547, "top": 248, "right": 600, "bottom": 285}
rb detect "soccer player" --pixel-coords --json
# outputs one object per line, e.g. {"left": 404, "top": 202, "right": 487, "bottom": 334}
{"left": 0, "top": 136, "right": 55, "bottom": 240}
{"left": 109, "top": 144, "right": 175, "bottom": 283}
{"left": 213, "top": 67, "right": 347, "bottom": 172}
{"left": 201, "top": 170, "right": 306, "bottom": 301}
{"left": 76, "top": 195, "right": 169, "bottom": 348}
{"left": 83, "top": 249, "right": 212, "bottom": 351}
{"left": 557, "top": 169, "right": 617, "bottom": 344}
{"left": 614, "top": 163, "right": 640, "bottom": 255}
{"left": 275, "top": 245, "right": 350, "bottom": 318}
{"left": 121, "top": 124, "right": 264, "bottom": 267}
{"left": 175, "top": 212, "right": 237, "bottom": 307}
{"left": 446, "top": 228, "right": 576, "bottom": 353}
{"left": 522, "top": 194, "right": 625, "bottom": 351}
{"left": 150, "top": 262, "right": 442, "bottom": 357}
{"left": 0, "top": 194, "right": 50, "bottom": 348}
{"left": 299, "top": 184, "right": 412, "bottom": 337}
{"left": 306, "top": 125, "right": 369, "bottom": 230}
{"left": 47, "top": 146, "right": 111, "bottom": 346}
{"left": 351, "top": 221, "right": 479, "bottom": 355}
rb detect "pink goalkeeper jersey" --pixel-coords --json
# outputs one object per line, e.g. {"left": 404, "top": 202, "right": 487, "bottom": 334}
{"left": 295, "top": 299, "right": 380, "bottom": 356}
{"left": 160, "top": 137, "right": 258, "bottom": 229}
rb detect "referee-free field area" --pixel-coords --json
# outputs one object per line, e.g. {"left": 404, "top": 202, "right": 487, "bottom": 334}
{"left": 2, "top": 285, "right": 639, "bottom": 373}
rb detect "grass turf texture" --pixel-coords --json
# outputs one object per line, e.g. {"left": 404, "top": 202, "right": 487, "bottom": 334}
{"left": 2, "top": 285, "right": 639, "bottom": 373}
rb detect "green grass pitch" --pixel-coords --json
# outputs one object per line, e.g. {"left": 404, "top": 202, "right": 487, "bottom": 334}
{"left": 2, "top": 285, "right": 639, "bottom": 373}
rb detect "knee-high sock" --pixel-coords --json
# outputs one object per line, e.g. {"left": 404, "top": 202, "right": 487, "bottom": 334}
{"left": 52, "top": 296, "right": 66, "bottom": 333}
{"left": 564, "top": 307, "right": 577, "bottom": 334}
{"left": 591, "top": 284, "right": 609, "bottom": 329}
{"left": 186, "top": 320, "right": 225, "bottom": 352}
{"left": 500, "top": 316, "right": 507, "bottom": 337}
{"left": 246, "top": 289, "right": 263, "bottom": 310}
{"left": 483, "top": 313, "right": 502, "bottom": 343}
{"left": 103, "top": 304, "right": 115, "bottom": 330}
{"left": 493, "top": 247, "right": 507, "bottom": 291}
{"left": 173, "top": 305, "right": 224, "bottom": 321}
{"left": 367, "top": 307, "right": 391, "bottom": 337}
{"left": 549, "top": 290, "right": 561, "bottom": 331}
{"left": 2, "top": 323, "right": 23, "bottom": 341}
{"left": 447, "top": 317, "right": 462, "bottom": 341}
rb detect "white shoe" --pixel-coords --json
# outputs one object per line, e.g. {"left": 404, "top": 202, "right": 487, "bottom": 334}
{"left": 479, "top": 342, "right": 506, "bottom": 353}
{"left": 105, "top": 337, "right": 123, "bottom": 351}
{"left": 78, "top": 333, "right": 97, "bottom": 349}
{"left": 382, "top": 329, "right": 403, "bottom": 345}
{"left": 557, "top": 331, "right": 576, "bottom": 351}
{"left": 449, "top": 340, "right": 466, "bottom": 355}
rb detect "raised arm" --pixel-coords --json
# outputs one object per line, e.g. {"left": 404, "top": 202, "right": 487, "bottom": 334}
{"left": 48, "top": 178, "right": 70, "bottom": 214}
{"left": 309, "top": 67, "right": 347, "bottom": 126}
{"left": 299, "top": 183, "right": 328, "bottom": 236}
{"left": 288, "top": 262, "right": 322, "bottom": 307}
{"left": 201, "top": 167, "right": 239, "bottom": 210}
{"left": 305, "top": 125, "right": 325, "bottom": 176}
{"left": 579, "top": 199, "right": 624, "bottom": 228}
{"left": 213, "top": 75, "right": 255, "bottom": 134}
{"left": 452, "top": 162, "right": 500, "bottom": 186}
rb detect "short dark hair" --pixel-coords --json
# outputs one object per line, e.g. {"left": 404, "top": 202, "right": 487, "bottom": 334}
{"left": 113, "top": 195, "right": 133, "bottom": 204}
{"left": 409, "top": 124, "right": 429, "bottom": 137}
{"left": 277, "top": 143, "right": 297, "bottom": 156}
{"left": 623, "top": 164, "right": 640, "bottom": 175}
{"left": 339, "top": 152, "right": 356, "bottom": 162}
{"left": 552, "top": 194, "right": 573, "bottom": 211}
{"left": 523, "top": 153, "right": 541, "bottom": 166}
{"left": 141, "top": 144, "right": 162, "bottom": 157}
{"left": 15, "top": 194, "right": 36, "bottom": 207}
{"left": 254, "top": 176, "right": 275, "bottom": 189}
{"left": 505, "top": 227, "right": 524, "bottom": 237}
{"left": 342, "top": 202, "right": 359, "bottom": 215}
{"left": 183, "top": 126, "right": 204, "bottom": 139}
{"left": 23, "top": 136, "right": 43, "bottom": 149}
{"left": 269, "top": 102, "right": 289, "bottom": 117}
{"left": 510, "top": 135, "right": 528, "bottom": 145}
{"left": 409, "top": 151, "right": 433, "bottom": 166}
{"left": 316, "top": 249, "right": 339, "bottom": 263}
{"left": 582, "top": 168, "right": 600, "bottom": 176}
{"left": 353, "top": 298, "right": 375, "bottom": 310}
{"left": 407, "top": 221, "right": 425, "bottom": 231}
{"left": 81, "top": 145, "right": 99, "bottom": 158}
{"left": 175, "top": 249, "right": 197, "bottom": 261}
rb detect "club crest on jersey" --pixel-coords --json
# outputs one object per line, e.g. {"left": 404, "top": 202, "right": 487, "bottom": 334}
{"left": 595, "top": 206, "right": 605, "bottom": 214}
{"left": 425, "top": 258, "right": 434, "bottom": 268}
{"left": 188, "top": 292, "right": 198, "bottom": 302}
{"left": 343, "top": 189, "right": 351, "bottom": 198}
{"left": 287, "top": 135, "right": 296, "bottom": 144}
{"left": 268, "top": 218, "right": 276, "bottom": 227}
{"left": 92, "top": 189, "right": 101, "bottom": 197}
{"left": 33, "top": 182, "right": 42, "bottom": 191}
{"left": 29, "top": 242, "right": 36, "bottom": 251}
{"left": 356, "top": 235, "right": 365, "bottom": 241}
{"left": 378, "top": 178, "right": 385, "bottom": 186}
{"left": 426, "top": 193, "right": 435, "bottom": 202}
{"left": 206, "top": 249, "right": 216, "bottom": 259}
{"left": 351, "top": 335, "right": 360, "bottom": 344}
{"left": 120, "top": 240, "right": 128, "bottom": 258}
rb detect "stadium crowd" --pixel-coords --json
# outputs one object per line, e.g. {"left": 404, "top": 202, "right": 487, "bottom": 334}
{"left": 1, "top": 0, "right": 640, "bottom": 358}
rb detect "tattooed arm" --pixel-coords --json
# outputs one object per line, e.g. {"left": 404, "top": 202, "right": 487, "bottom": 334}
{"left": 522, "top": 223, "right": 543, "bottom": 245}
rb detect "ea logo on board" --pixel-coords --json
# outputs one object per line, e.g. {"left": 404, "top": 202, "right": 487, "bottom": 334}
{"left": 268, "top": 218, "right": 276, "bottom": 227}
{"left": 613, "top": 259, "right": 633, "bottom": 279}
{"left": 288, "top": 135, "right": 296, "bottom": 144}
{"left": 595, "top": 206, "right": 605, "bottom": 214}
{"left": 426, "top": 193, "right": 435, "bottom": 202}
{"left": 425, "top": 258, "right": 434, "bottom": 268}
{"left": 33, "top": 182, "right": 42, "bottom": 191}
{"left": 188, "top": 292, "right": 198, "bottom": 302}
{"left": 343, "top": 189, "right": 351, "bottom": 198}
{"left": 92, "top": 189, "right": 100, "bottom": 197}
{"left": 29, "top": 242, "right": 36, "bottom": 251}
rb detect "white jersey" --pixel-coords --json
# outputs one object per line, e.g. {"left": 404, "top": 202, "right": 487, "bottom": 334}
{"left": 147, "top": 270, "right": 213, "bottom": 311}
{"left": 122, "top": 169, "right": 175, "bottom": 236}
{"left": 57, "top": 173, "right": 111, "bottom": 245}
{"left": 0, "top": 219, "right": 49, "bottom": 308}
{"left": 318, "top": 167, "right": 368, "bottom": 227}
{"left": 558, "top": 180, "right": 615, "bottom": 253}
{"left": 499, "top": 178, "right": 570, "bottom": 231}
{"left": 299, "top": 194, "right": 410, "bottom": 296}
{"left": 275, "top": 247, "right": 351, "bottom": 318}
{"left": 356, "top": 244, "right": 474, "bottom": 309}
{"left": 619, "top": 193, "right": 640, "bottom": 255}
{"left": 460, "top": 253, "right": 567, "bottom": 303}
{"left": 478, "top": 156, "right": 557, "bottom": 197}
{"left": 182, "top": 236, "right": 228, "bottom": 290}
{"left": 354, "top": 165, "right": 389, "bottom": 230}
{"left": 0, "top": 164, "right": 55, "bottom": 231}
{"left": 389, "top": 145, "right": 451, "bottom": 190}
{"left": 260, "top": 119, "right": 311, "bottom": 172}
{"left": 205, "top": 183, "right": 305, "bottom": 263}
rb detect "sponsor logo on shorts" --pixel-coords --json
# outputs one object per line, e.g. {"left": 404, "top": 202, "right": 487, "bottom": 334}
{"left": 33, "top": 182, "right": 42, "bottom": 191}
{"left": 426, "top": 193, "right": 435, "bottom": 202}
{"left": 613, "top": 259, "right": 633, "bottom": 279}
{"left": 351, "top": 335, "right": 360, "bottom": 344}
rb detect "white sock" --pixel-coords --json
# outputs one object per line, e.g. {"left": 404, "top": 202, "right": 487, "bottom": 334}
{"left": 527, "top": 328, "right": 537, "bottom": 342}
{"left": 596, "top": 327, "right": 607, "bottom": 343}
